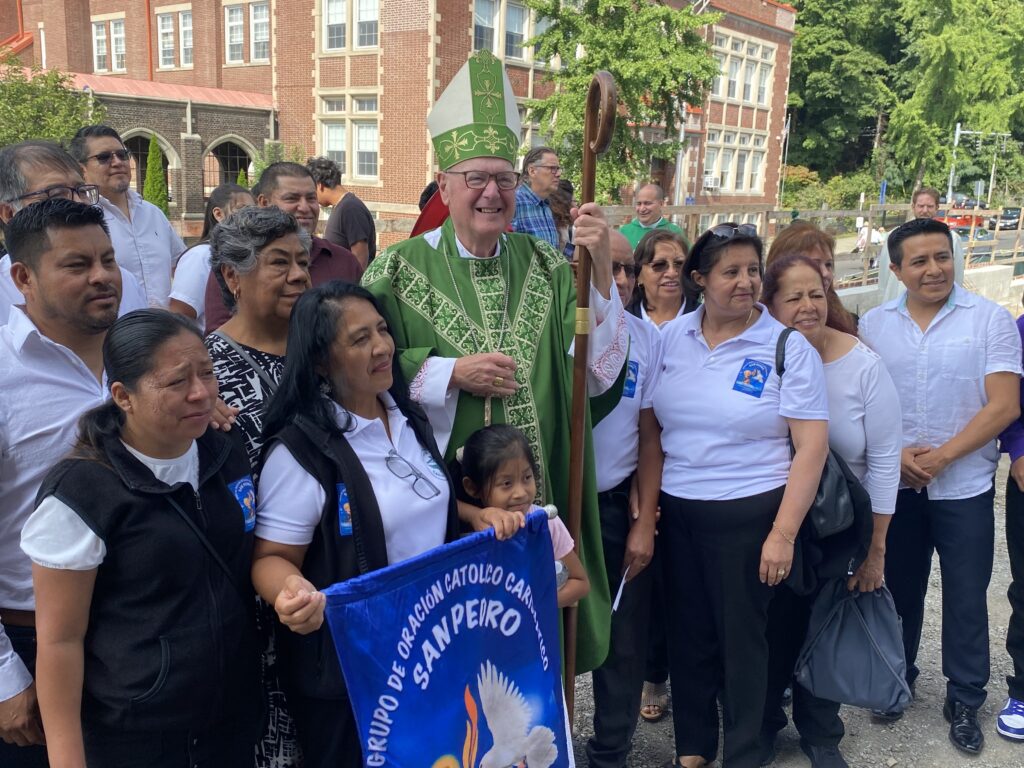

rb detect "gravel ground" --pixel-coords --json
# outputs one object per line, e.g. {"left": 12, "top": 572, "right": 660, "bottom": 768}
{"left": 569, "top": 457, "right": 1024, "bottom": 768}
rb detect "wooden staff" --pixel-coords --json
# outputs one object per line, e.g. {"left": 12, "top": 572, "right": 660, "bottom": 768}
{"left": 564, "top": 70, "right": 617, "bottom": 723}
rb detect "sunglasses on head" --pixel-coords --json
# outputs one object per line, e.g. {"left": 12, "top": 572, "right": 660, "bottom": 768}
{"left": 709, "top": 223, "right": 758, "bottom": 240}
{"left": 87, "top": 149, "right": 130, "bottom": 165}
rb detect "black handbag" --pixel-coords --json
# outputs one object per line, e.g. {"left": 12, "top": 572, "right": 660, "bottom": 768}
{"left": 776, "top": 327, "right": 873, "bottom": 540}
{"left": 795, "top": 577, "right": 913, "bottom": 712}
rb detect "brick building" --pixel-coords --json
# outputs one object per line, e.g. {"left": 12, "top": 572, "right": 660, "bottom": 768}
{"left": 3, "top": 0, "right": 794, "bottom": 238}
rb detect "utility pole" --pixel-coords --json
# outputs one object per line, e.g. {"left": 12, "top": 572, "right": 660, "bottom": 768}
{"left": 947, "top": 124, "right": 1010, "bottom": 206}
{"left": 946, "top": 122, "right": 961, "bottom": 203}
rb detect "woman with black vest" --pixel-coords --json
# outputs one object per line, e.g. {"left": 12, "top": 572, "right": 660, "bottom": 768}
{"left": 252, "top": 281, "right": 520, "bottom": 767}
{"left": 21, "top": 309, "right": 261, "bottom": 767}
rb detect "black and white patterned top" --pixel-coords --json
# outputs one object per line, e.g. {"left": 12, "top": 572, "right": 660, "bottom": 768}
{"left": 205, "top": 333, "right": 285, "bottom": 470}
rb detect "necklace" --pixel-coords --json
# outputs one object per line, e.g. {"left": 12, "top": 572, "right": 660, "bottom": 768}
{"left": 442, "top": 234, "right": 513, "bottom": 425}
{"left": 703, "top": 308, "right": 755, "bottom": 350}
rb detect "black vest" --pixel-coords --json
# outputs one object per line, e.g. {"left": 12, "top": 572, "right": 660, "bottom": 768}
{"left": 264, "top": 401, "right": 460, "bottom": 701}
{"left": 36, "top": 428, "right": 261, "bottom": 732}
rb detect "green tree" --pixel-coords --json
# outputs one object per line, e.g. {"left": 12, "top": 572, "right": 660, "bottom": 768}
{"left": 142, "top": 134, "right": 169, "bottom": 216}
{"left": 526, "top": 0, "right": 720, "bottom": 201}
{"left": 236, "top": 167, "right": 250, "bottom": 187}
{"left": 251, "top": 142, "right": 306, "bottom": 182}
{"left": 0, "top": 51, "right": 106, "bottom": 146}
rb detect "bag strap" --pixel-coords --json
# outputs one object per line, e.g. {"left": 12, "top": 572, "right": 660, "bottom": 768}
{"left": 775, "top": 326, "right": 796, "bottom": 378}
{"left": 166, "top": 493, "right": 251, "bottom": 604}
{"left": 212, "top": 330, "right": 278, "bottom": 396}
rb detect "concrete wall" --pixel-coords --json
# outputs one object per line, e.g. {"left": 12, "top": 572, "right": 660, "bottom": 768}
{"left": 838, "top": 266, "right": 1023, "bottom": 317}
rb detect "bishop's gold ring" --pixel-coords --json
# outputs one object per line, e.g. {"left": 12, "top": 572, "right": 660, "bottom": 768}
{"left": 493, "top": 376, "right": 505, "bottom": 388}
{"left": 778, "top": 568, "right": 786, "bottom": 577}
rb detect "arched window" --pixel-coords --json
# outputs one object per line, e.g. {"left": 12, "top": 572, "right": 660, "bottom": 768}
{"left": 124, "top": 135, "right": 174, "bottom": 202}
{"left": 203, "top": 141, "right": 253, "bottom": 197}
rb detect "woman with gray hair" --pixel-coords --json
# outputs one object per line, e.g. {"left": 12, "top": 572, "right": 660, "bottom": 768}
{"left": 205, "top": 205, "right": 312, "bottom": 467}
{"left": 206, "top": 205, "right": 312, "bottom": 768}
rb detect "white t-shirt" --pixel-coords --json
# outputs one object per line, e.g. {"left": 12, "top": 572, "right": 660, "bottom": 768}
{"left": 651, "top": 305, "right": 829, "bottom": 500}
{"left": 860, "top": 283, "right": 1022, "bottom": 499}
{"left": 20, "top": 441, "right": 199, "bottom": 570}
{"left": 593, "top": 313, "right": 662, "bottom": 491}
{"left": 257, "top": 395, "right": 450, "bottom": 566}
{"left": 823, "top": 340, "right": 902, "bottom": 515}
{"left": 169, "top": 243, "right": 212, "bottom": 329}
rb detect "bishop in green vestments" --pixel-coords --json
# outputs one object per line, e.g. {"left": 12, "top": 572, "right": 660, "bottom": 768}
{"left": 362, "top": 51, "right": 642, "bottom": 674}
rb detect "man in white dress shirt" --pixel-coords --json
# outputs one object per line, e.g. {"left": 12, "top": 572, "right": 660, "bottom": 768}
{"left": 860, "top": 217, "right": 1021, "bottom": 754}
{"left": 69, "top": 125, "right": 185, "bottom": 307}
{"left": 0, "top": 141, "right": 147, "bottom": 322}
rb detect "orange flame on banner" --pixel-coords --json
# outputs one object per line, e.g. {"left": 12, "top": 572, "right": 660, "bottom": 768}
{"left": 462, "top": 684, "right": 479, "bottom": 768}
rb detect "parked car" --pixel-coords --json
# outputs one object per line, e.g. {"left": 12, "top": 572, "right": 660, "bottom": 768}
{"left": 958, "top": 226, "right": 996, "bottom": 260}
{"left": 988, "top": 207, "right": 1022, "bottom": 231}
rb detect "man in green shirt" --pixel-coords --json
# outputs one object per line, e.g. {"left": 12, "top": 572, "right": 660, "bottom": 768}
{"left": 619, "top": 183, "right": 688, "bottom": 249}
{"left": 362, "top": 51, "right": 644, "bottom": 675}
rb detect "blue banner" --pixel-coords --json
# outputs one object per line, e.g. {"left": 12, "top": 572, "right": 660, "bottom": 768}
{"left": 324, "top": 511, "right": 569, "bottom": 768}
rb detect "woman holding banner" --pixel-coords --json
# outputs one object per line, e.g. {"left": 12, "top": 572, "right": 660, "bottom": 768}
{"left": 252, "top": 281, "right": 521, "bottom": 767}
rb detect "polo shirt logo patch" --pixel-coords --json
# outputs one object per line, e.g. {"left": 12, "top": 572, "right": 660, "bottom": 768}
{"left": 229, "top": 476, "right": 256, "bottom": 532}
{"left": 733, "top": 358, "right": 771, "bottom": 398}
{"left": 623, "top": 360, "right": 639, "bottom": 398}
{"left": 422, "top": 450, "right": 446, "bottom": 480}
{"left": 337, "top": 483, "right": 353, "bottom": 536}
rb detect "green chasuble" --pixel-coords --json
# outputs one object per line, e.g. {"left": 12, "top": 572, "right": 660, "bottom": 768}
{"left": 362, "top": 219, "right": 623, "bottom": 673}
{"left": 619, "top": 217, "right": 689, "bottom": 250}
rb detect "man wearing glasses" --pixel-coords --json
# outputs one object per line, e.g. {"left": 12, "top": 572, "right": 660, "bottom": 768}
{"left": 0, "top": 141, "right": 147, "bottom": 323}
{"left": 69, "top": 125, "right": 185, "bottom": 308}
{"left": 364, "top": 51, "right": 630, "bottom": 677}
{"left": 511, "top": 146, "right": 562, "bottom": 248}
{"left": 620, "top": 183, "right": 687, "bottom": 249}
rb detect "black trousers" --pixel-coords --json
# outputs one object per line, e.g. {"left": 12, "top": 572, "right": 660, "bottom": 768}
{"left": 763, "top": 584, "right": 844, "bottom": 747}
{"left": 885, "top": 486, "right": 995, "bottom": 708}
{"left": 1006, "top": 476, "right": 1024, "bottom": 700}
{"left": 0, "top": 626, "right": 47, "bottom": 768}
{"left": 83, "top": 716, "right": 255, "bottom": 768}
{"left": 660, "top": 486, "right": 783, "bottom": 768}
{"left": 286, "top": 693, "right": 362, "bottom": 768}
{"left": 645, "top": 549, "right": 670, "bottom": 685}
{"left": 587, "top": 478, "right": 654, "bottom": 768}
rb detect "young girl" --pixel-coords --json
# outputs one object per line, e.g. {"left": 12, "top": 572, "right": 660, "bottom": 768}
{"left": 459, "top": 424, "right": 590, "bottom": 608}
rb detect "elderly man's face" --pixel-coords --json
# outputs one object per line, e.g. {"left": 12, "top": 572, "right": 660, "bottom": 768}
{"left": 635, "top": 186, "right": 663, "bottom": 226}
{"left": 439, "top": 157, "right": 516, "bottom": 248}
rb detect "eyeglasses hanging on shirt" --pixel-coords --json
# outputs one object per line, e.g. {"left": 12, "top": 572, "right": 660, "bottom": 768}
{"left": 385, "top": 449, "right": 442, "bottom": 500}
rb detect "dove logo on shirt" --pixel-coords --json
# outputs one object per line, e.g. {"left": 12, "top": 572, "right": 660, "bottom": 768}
{"left": 229, "top": 476, "right": 256, "bottom": 532}
{"left": 337, "top": 484, "right": 353, "bottom": 536}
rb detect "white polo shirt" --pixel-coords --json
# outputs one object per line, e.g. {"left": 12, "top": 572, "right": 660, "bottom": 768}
{"left": 98, "top": 190, "right": 186, "bottom": 308}
{"left": 651, "top": 304, "right": 829, "bottom": 501}
{"left": 257, "top": 394, "right": 450, "bottom": 566}
{"left": 859, "top": 283, "right": 1022, "bottom": 500}
{"left": 169, "top": 243, "right": 212, "bottom": 329}
{"left": 593, "top": 313, "right": 662, "bottom": 492}
{"left": 0, "top": 253, "right": 147, "bottom": 324}
{"left": 0, "top": 306, "right": 108, "bottom": 700}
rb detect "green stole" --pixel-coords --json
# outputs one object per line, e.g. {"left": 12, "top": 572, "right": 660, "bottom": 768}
{"left": 363, "top": 219, "right": 623, "bottom": 673}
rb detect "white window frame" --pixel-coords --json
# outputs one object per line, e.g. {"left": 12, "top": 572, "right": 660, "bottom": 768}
{"left": 323, "top": 96, "right": 346, "bottom": 112}
{"left": 703, "top": 146, "right": 718, "bottom": 177}
{"left": 157, "top": 14, "right": 175, "bottom": 69}
{"left": 353, "top": 121, "right": 379, "bottom": 179}
{"left": 92, "top": 22, "right": 108, "bottom": 72}
{"left": 352, "top": 95, "right": 378, "bottom": 112}
{"left": 749, "top": 152, "right": 763, "bottom": 192}
{"left": 180, "top": 11, "right": 193, "bottom": 67}
{"left": 323, "top": 122, "right": 346, "bottom": 168}
{"left": 758, "top": 65, "right": 771, "bottom": 105}
{"left": 726, "top": 58, "right": 739, "bottom": 99}
{"left": 473, "top": 0, "right": 498, "bottom": 54}
{"left": 505, "top": 1, "right": 527, "bottom": 59}
{"left": 719, "top": 148, "right": 734, "bottom": 190}
{"left": 225, "top": 6, "right": 244, "bottom": 63}
{"left": 324, "top": 0, "right": 346, "bottom": 50}
{"left": 710, "top": 30, "right": 775, "bottom": 107}
{"left": 735, "top": 151, "right": 748, "bottom": 192}
{"left": 111, "top": 19, "right": 126, "bottom": 72}
{"left": 742, "top": 60, "right": 756, "bottom": 102}
{"left": 355, "top": 0, "right": 378, "bottom": 48}
{"left": 250, "top": 2, "right": 270, "bottom": 62}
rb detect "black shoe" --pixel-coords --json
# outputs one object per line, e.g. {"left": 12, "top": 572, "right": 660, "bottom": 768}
{"left": 799, "top": 739, "right": 850, "bottom": 768}
{"left": 944, "top": 699, "right": 984, "bottom": 754}
{"left": 758, "top": 735, "right": 777, "bottom": 766}
{"left": 871, "top": 679, "right": 914, "bottom": 722}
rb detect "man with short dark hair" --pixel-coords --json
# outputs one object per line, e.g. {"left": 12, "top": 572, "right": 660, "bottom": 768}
{"left": 860, "top": 217, "right": 1021, "bottom": 754}
{"left": 69, "top": 126, "right": 185, "bottom": 308}
{"left": 202, "top": 161, "right": 363, "bottom": 332}
{"left": 877, "top": 186, "right": 965, "bottom": 303}
{"left": 511, "top": 146, "right": 561, "bottom": 248}
{"left": 306, "top": 156, "right": 376, "bottom": 269}
{"left": 0, "top": 198, "right": 121, "bottom": 767}
{"left": 619, "top": 183, "right": 686, "bottom": 249}
{"left": 0, "top": 141, "right": 146, "bottom": 322}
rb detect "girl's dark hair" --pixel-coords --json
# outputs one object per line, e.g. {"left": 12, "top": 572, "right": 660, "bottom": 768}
{"left": 629, "top": 229, "right": 695, "bottom": 314}
{"left": 682, "top": 222, "right": 764, "bottom": 300}
{"left": 261, "top": 281, "right": 410, "bottom": 442}
{"left": 73, "top": 310, "right": 203, "bottom": 459}
{"left": 455, "top": 424, "right": 538, "bottom": 504}
{"left": 200, "top": 183, "right": 251, "bottom": 241}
